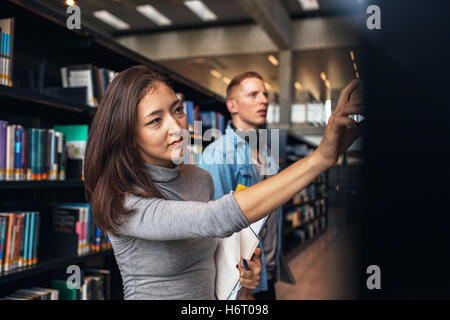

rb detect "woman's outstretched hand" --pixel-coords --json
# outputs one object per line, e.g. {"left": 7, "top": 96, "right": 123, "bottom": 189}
{"left": 315, "top": 79, "right": 365, "bottom": 168}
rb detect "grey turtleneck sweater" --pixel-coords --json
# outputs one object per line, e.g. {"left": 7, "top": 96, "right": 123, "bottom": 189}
{"left": 107, "top": 164, "right": 250, "bottom": 300}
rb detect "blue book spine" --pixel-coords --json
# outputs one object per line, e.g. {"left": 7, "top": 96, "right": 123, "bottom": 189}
{"left": 14, "top": 126, "right": 21, "bottom": 180}
{"left": 20, "top": 126, "right": 25, "bottom": 179}
{"left": 186, "top": 101, "right": 194, "bottom": 131}
{"left": 31, "top": 128, "right": 38, "bottom": 180}
{"left": 0, "top": 217, "right": 5, "bottom": 273}
{"left": 32, "top": 212, "right": 40, "bottom": 264}
{"left": 23, "top": 212, "right": 30, "bottom": 267}
{"left": 96, "top": 226, "right": 101, "bottom": 251}
{"left": 27, "top": 212, "right": 35, "bottom": 266}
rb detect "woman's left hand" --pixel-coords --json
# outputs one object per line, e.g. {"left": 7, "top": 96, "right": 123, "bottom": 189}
{"left": 237, "top": 248, "right": 262, "bottom": 290}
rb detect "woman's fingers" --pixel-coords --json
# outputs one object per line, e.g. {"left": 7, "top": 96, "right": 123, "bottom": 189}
{"left": 335, "top": 116, "right": 358, "bottom": 129}
{"left": 337, "top": 79, "right": 361, "bottom": 110}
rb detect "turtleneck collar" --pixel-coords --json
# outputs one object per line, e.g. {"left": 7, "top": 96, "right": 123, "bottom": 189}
{"left": 145, "top": 163, "right": 181, "bottom": 183}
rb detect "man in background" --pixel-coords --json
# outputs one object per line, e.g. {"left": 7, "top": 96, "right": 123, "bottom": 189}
{"left": 199, "top": 71, "right": 289, "bottom": 300}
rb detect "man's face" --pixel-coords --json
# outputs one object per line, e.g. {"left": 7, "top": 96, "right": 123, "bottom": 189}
{"left": 228, "top": 77, "right": 269, "bottom": 130}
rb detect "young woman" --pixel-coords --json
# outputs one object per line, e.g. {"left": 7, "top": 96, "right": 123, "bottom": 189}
{"left": 84, "top": 65, "right": 363, "bottom": 300}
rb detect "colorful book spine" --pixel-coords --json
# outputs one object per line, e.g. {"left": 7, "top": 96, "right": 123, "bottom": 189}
{"left": 31, "top": 128, "right": 38, "bottom": 180}
{"left": 14, "top": 125, "right": 21, "bottom": 180}
{"left": 23, "top": 128, "right": 28, "bottom": 181}
{"left": 9, "top": 214, "right": 17, "bottom": 270}
{"left": 0, "top": 216, "right": 6, "bottom": 272}
{"left": 26, "top": 128, "right": 32, "bottom": 180}
{"left": 32, "top": 212, "right": 40, "bottom": 265}
{"left": 6, "top": 125, "right": 15, "bottom": 180}
{"left": 0, "top": 120, "right": 7, "bottom": 180}
{"left": 23, "top": 212, "right": 30, "bottom": 267}
{"left": 37, "top": 129, "right": 43, "bottom": 180}
{"left": 26, "top": 212, "right": 35, "bottom": 266}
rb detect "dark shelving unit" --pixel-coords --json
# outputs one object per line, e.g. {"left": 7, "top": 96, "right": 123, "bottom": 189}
{"left": 281, "top": 132, "right": 329, "bottom": 257}
{"left": 0, "top": 0, "right": 229, "bottom": 300}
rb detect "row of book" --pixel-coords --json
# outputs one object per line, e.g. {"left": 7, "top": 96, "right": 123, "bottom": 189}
{"left": 292, "top": 183, "right": 317, "bottom": 205}
{"left": 0, "top": 212, "right": 41, "bottom": 273}
{"left": 52, "top": 203, "right": 111, "bottom": 256}
{"left": 0, "top": 122, "right": 88, "bottom": 181}
{"left": 177, "top": 93, "right": 226, "bottom": 134}
{"left": 61, "top": 64, "right": 118, "bottom": 107}
{"left": 0, "top": 122, "right": 66, "bottom": 181}
{"left": 0, "top": 18, "right": 14, "bottom": 87}
{"left": 285, "top": 199, "right": 326, "bottom": 229}
{"left": 2, "top": 268, "right": 111, "bottom": 300}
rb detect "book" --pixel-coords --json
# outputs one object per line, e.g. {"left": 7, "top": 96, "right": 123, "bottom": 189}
{"left": 85, "top": 268, "right": 111, "bottom": 300}
{"left": 0, "top": 216, "right": 7, "bottom": 272}
{"left": 51, "top": 279, "right": 79, "bottom": 300}
{"left": 0, "top": 18, "right": 15, "bottom": 87}
{"left": 0, "top": 120, "right": 7, "bottom": 180}
{"left": 214, "top": 184, "right": 268, "bottom": 300}
{"left": 6, "top": 124, "right": 15, "bottom": 180}
{"left": 53, "top": 124, "right": 88, "bottom": 180}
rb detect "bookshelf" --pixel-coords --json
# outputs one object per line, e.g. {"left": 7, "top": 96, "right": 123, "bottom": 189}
{"left": 0, "top": 0, "right": 229, "bottom": 300}
{"left": 280, "top": 132, "right": 329, "bottom": 256}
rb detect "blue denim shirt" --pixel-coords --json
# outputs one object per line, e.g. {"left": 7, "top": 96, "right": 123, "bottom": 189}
{"left": 198, "top": 122, "right": 283, "bottom": 295}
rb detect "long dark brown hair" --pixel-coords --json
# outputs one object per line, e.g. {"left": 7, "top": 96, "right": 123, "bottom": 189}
{"left": 84, "top": 65, "right": 168, "bottom": 236}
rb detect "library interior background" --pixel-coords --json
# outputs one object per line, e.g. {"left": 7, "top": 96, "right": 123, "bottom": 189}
{"left": 0, "top": 0, "right": 367, "bottom": 300}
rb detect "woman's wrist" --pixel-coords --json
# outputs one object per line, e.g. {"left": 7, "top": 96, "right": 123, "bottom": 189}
{"left": 309, "top": 149, "right": 335, "bottom": 173}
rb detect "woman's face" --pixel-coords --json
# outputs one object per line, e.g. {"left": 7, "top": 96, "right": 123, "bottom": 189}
{"left": 136, "top": 82, "right": 188, "bottom": 168}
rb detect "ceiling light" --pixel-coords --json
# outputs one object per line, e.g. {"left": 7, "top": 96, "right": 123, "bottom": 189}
{"left": 222, "top": 77, "right": 231, "bottom": 85}
{"left": 294, "top": 82, "right": 302, "bottom": 90}
{"left": 184, "top": 1, "right": 217, "bottom": 21}
{"left": 137, "top": 5, "right": 172, "bottom": 26}
{"left": 268, "top": 55, "right": 279, "bottom": 66}
{"left": 350, "top": 50, "right": 355, "bottom": 61}
{"left": 210, "top": 69, "right": 222, "bottom": 79}
{"left": 320, "top": 72, "right": 327, "bottom": 81}
{"left": 298, "top": 0, "right": 320, "bottom": 11}
{"left": 93, "top": 10, "right": 130, "bottom": 30}
{"left": 325, "top": 80, "right": 330, "bottom": 88}
{"left": 355, "top": 71, "right": 360, "bottom": 79}
{"left": 265, "top": 82, "right": 272, "bottom": 90}
{"left": 65, "top": 0, "right": 76, "bottom": 6}
{"left": 353, "top": 62, "right": 358, "bottom": 71}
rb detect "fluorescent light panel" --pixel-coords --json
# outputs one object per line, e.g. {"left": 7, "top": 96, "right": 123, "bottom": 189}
{"left": 268, "top": 55, "right": 279, "bottom": 66}
{"left": 298, "top": 0, "right": 320, "bottom": 11}
{"left": 265, "top": 82, "right": 272, "bottom": 90}
{"left": 137, "top": 5, "right": 172, "bottom": 26}
{"left": 93, "top": 10, "right": 130, "bottom": 30}
{"left": 210, "top": 69, "right": 222, "bottom": 79}
{"left": 184, "top": 1, "right": 217, "bottom": 21}
{"left": 222, "top": 77, "right": 231, "bottom": 85}
{"left": 294, "top": 82, "right": 302, "bottom": 90}
{"left": 350, "top": 50, "right": 355, "bottom": 61}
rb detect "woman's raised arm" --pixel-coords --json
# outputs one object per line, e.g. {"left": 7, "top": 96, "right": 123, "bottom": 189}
{"left": 234, "top": 79, "right": 364, "bottom": 223}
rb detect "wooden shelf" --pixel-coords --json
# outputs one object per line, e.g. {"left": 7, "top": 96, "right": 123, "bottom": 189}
{"left": 0, "top": 250, "right": 113, "bottom": 285}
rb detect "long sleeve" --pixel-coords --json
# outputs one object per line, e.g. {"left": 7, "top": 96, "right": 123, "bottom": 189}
{"left": 119, "top": 192, "right": 250, "bottom": 241}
